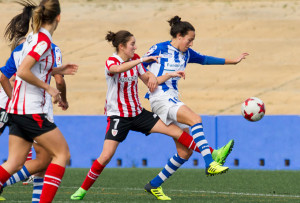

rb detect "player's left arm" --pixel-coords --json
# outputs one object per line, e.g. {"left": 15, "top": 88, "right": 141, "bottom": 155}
{"left": 53, "top": 74, "right": 68, "bottom": 110}
{"left": 156, "top": 71, "right": 185, "bottom": 85}
{"left": 52, "top": 63, "right": 78, "bottom": 75}
{"left": 224, "top": 53, "right": 249, "bottom": 64}
{"left": 188, "top": 48, "right": 249, "bottom": 65}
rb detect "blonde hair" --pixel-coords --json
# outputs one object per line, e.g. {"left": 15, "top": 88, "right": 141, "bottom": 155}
{"left": 32, "top": 0, "right": 61, "bottom": 33}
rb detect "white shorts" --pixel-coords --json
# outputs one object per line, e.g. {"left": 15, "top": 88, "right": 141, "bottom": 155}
{"left": 149, "top": 94, "right": 189, "bottom": 130}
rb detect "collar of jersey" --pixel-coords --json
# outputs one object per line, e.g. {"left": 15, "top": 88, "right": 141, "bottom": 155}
{"left": 39, "top": 27, "right": 53, "bottom": 43}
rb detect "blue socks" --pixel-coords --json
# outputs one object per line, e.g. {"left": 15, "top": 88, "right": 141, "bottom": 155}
{"left": 3, "top": 165, "right": 30, "bottom": 187}
{"left": 191, "top": 123, "right": 213, "bottom": 167}
{"left": 150, "top": 153, "right": 187, "bottom": 187}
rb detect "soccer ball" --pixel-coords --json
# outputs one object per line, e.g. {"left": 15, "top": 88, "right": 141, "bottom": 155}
{"left": 241, "top": 97, "right": 265, "bottom": 122}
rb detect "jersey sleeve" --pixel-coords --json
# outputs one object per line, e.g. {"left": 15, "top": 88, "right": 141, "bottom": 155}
{"left": 0, "top": 52, "right": 17, "bottom": 79}
{"left": 28, "top": 34, "right": 51, "bottom": 61}
{"left": 105, "top": 57, "right": 119, "bottom": 76}
{"left": 53, "top": 45, "right": 62, "bottom": 68}
{"left": 188, "top": 48, "right": 225, "bottom": 65}
{"left": 142, "top": 44, "right": 160, "bottom": 68}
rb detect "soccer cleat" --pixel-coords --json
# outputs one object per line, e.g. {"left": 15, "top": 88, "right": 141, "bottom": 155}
{"left": 0, "top": 196, "right": 5, "bottom": 201}
{"left": 22, "top": 175, "right": 34, "bottom": 185}
{"left": 212, "top": 139, "right": 234, "bottom": 165}
{"left": 70, "top": 187, "right": 87, "bottom": 200}
{"left": 144, "top": 183, "right": 171, "bottom": 201}
{"left": 206, "top": 161, "right": 229, "bottom": 176}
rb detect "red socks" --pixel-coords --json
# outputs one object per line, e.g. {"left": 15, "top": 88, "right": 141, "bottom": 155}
{"left": 39, "top": 163, "right": 65, "bottom": 203}
{"left": 81, "top": 160, "right": 105, "bottom": 191}
{"left": 177, "top": 131, "right": 214, "bottom": 153}
{"left": 0, "top": 166, "right": 11, "bottom": 188}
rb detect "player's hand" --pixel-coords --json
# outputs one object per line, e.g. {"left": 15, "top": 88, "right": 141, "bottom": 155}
{"left": 46, "top": 85, "right": 61, "bottom": 104}
{"left": 147, "top": 73, "right": 158, "bottom": 93}
{"left": 141, "top": 56, "right": 161, "bottom": 64}
{"left": 56, "top": 64, "right": 78, "bottom": 75}
{"left": 234, "top": 53, "right": 249, "bottom": 64}
{"left": 169, "top": 71, "right": 185, "bottom": 80}
{"left": 58, "top": 100, "right": 69, "bottom": 111}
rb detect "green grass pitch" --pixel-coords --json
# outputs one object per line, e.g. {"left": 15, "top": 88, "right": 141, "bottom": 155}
{"left": 2, "top": 168, "right": 300, "bottom": 202}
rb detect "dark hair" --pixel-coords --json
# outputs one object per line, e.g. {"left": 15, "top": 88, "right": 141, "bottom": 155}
{"left": 4, "top": 0, "right": 61, "bottom": 43}
{"left": 4, "top": 0, "right": 37, "bottom": 42}
{"left": 105, "top": 30, "right": 133, "bottom": 52}
{"left": 168, "top": 16, "right": 195, "bottom": 38}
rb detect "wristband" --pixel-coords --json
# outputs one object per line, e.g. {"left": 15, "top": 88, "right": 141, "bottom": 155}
{"left": 140, "top": 58, "right": 143, "bottom": 63}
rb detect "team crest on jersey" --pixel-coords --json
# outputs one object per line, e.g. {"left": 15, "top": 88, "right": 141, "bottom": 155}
{"left": 145, "top": 45, "right": 157, "bottom": 56}
{"left": 112, "top": 129, "right": 118, "bottom": 136}
{"left": 34, "top": 41, "right": 48, "bottom": 56}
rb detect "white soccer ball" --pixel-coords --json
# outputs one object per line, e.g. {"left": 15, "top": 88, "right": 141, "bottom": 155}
{"left": 241, "top": 97, "right": 265, "bottom": 122}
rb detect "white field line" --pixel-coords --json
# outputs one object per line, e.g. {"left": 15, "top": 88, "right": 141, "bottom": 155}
{"left": 7, "top": 185, "right": 300, "bottom": 200}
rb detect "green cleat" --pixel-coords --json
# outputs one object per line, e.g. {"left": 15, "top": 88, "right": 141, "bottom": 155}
{"left": 212, "top": 139, "right": 234, "bottom": 165}
{"left": 70, "top": 187, "right": 87, "bottom": 200}
{"left": 0, "top": 196, "right": 5, "bottom": 201}
{"left": 144, "top": 183, "right": 171, "bottom": 200}
{"left": 206, "top": 161, "right": 229, "bottom": 176}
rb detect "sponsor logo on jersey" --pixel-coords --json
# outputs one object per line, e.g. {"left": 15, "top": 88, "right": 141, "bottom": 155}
{"left": 145, "top": 45, "right": 157, "bottom": 56}
{"left": 34, "top": 41, "right": 48, "bottom": 56}
{"left": 112, "top": 129, "right": 118, "bottom": 136}
{"left": 119, "top": 75, "right": 138, "bottom": 83}
{"left": 55, "top": 47, "right": 62, "bottom": 67}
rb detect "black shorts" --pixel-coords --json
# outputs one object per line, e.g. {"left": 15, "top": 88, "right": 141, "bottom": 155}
{"left": 105, "top": 109, "right": 160, "bottom": 142}
{"left": 0, "top": 108, "right": 9, "bottom": 134}
{"left": 8, "top": 113, "right": 57, "bottom": 142}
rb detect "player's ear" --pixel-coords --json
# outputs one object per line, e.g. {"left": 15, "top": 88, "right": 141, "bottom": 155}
{"left": 56, "top": 14, "right": 61, "bottom": 23}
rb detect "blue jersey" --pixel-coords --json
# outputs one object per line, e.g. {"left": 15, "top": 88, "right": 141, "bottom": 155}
{"left": 143, "top": 41, "right": 225, "bottom": 98}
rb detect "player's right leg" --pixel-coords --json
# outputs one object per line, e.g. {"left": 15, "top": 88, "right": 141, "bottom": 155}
{"left": 70, "top": 140, "right": 119, "bottom": 200}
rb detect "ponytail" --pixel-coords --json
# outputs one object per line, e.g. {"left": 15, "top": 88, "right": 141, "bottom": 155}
{"left": 4, "top": 0, "right": 36, "bottom": 42}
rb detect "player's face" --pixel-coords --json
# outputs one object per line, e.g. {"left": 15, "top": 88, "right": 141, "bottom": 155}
{"left": 178, "top": 31, "right": 195, "bottom": 52}
{"left": 124, "top": 36, "right": 137, "bottom": 59}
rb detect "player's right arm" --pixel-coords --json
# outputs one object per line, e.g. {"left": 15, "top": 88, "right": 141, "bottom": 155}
{"left": 108, "top": 56, "right": 160, "bottom": 74}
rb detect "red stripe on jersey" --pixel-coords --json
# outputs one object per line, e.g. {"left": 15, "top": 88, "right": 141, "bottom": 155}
{"left": 134, "top": 79, "right": 142, "bottom": 112}
{"left": 32, "top": 114, "right": 44, "bottom": 128}
{"left": 5, "top": 98, "right": 10, "bottom": 110}
{"left": 123, "top": 72, "right": 132, "bottom": 117}
{"left": 12, "top": 81, "right": 22, "bottom": 114}
{"left": 130, "top": 80, "right": 138, "bottom": 114}
{"left": 129, "top": 68, "right": 138, "bottom": 114}
{"left": 22, "top": 84, "right": 26, "bottom": 115}
{"left": 117, "top": 74, "right": 124, "bottom": 117}
{"left": 105, "top": 117, "right": 111, "bottom": 134}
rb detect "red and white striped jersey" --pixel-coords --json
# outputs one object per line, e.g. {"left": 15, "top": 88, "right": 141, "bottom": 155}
{"left": 7, "top": 28, "right": 54, "bottom": 115}
{"left": 104, "top": 53, "right": 147, "bottom": 117}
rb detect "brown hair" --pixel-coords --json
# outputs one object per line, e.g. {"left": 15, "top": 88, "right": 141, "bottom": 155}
{"left": 105, "top": 30, "right": 133, "bottom": 52}
{"left": 168, "top": 16, "right": 195, "bottom": 38}
{"left": 32, "top": 0, "right": 61, "bottom": 33}
{"left": 4, "top": 0, "right": 61, "bottom": 43}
